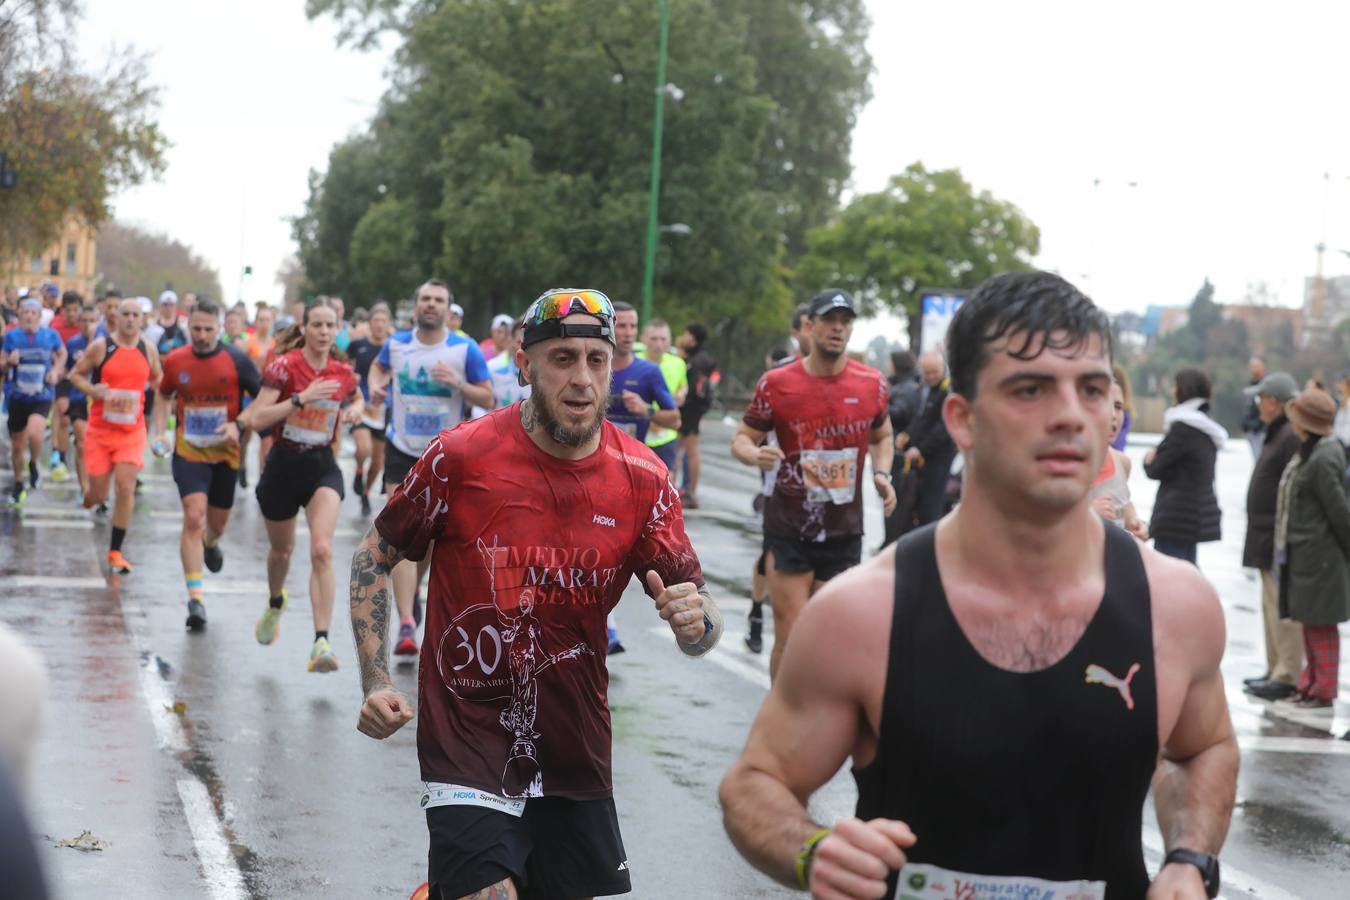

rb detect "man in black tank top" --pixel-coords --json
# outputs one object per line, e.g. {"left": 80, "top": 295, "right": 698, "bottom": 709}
{"left": 720, "top": 272, "right": 1238, "bottom": 900}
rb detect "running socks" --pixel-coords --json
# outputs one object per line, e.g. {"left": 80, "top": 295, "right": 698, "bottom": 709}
{"left": 185, "top": 571, "right": 204, "bottom": 601}
{"left": 400, "top": 615, "right": 415, "bottom": 628}
{"left": 111, "top": 526, "right": 127, "bottom": 553}
{"left": 203, "top": 530, "right": 220, "bottom": 548}
{"left": 749, "top": 599, "right": 764, "bottom": 618}
{"left": 269, "top": 594, "right": 285, "bottom": 610}
{"left": 315, "top": 630, "right": 329, "bottom": 642}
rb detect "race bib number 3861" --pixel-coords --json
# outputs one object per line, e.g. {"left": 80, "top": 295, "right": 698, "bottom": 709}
{"left": 800, "top": 448, "right": 858, "bottom": 505}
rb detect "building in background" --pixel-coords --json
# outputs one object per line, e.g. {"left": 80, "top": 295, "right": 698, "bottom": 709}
{"left": 1224, "top": 304, "right": 1304, "bottom": 354}
{"left": 1302, "top": 274, "right": 1350, "bottom": 342}
{"left": 2, "top": 216, "right": 97, "bottom": 297}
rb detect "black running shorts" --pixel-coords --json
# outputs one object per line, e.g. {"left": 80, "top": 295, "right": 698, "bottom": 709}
{"left": 382, "top": 441, "right": 420, "bottom": 488}
{"left": 173, "top": 456, "right": 238, "bottom": 509}
{"left": 67, "top": 399, "right": 88, "bottom": 422}
{"left": 7, "top": 399, "right": 51, "bottom": 434}
{"left": 54, "top": 379, "right": 71, "bottom": 400}
{"left": 678, "top": 403, "right": 708, "bottom": 437}
{"left": 762, "top": 532, "right": 862, "bottom": 582}
{"left": 351, "top": 421, "right": 386, "bottom": 441}
{"left": 426, "top": 796, "right": 631, "bottom": 899}
{"left": 255, "top": 446, "right": 344, "bottom": 521}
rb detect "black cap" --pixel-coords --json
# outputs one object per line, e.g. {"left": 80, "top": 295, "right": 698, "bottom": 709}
{"left": 808, "top": 289, "right": 857, "bottom": 319}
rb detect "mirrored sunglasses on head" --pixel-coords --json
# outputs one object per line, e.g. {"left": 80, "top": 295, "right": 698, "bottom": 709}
{"left": 521, "top": 289, "right": 616, "bottom": 348}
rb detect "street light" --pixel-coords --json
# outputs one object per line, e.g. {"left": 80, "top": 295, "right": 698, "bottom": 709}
{"left": 640, "top": 0, "right": 670, "bottom": 326}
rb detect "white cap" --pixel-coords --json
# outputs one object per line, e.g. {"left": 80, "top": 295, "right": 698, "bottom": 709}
{"left": 491, "top": 313, "right": 514, "bottom": 330}
{"left": 138, "top": 296, "right": 153, "bottom": 314}
{"left": 159, "top": 290, "right": 178, "bottom": 305}
{"left": 449, "top": 302, "right": 465, "bottom": 317}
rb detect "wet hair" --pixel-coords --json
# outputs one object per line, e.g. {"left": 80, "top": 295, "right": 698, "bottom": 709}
{"left": 416, "top": 279, "right": 452, "bottom": 302}
{"left": 273, "top": 303, "right": 348, "bottom": 361}
{"left": 685, "top": 322, "right": 708, "bottom": 346}
{"left": 891, "top": 350, "right": 916, "bottom": 375}
{"left": 791, "top": 304, "right": 809, "bottom": 333}
{"left": 1173, "top": 367, "right": 1211, "bottom": 403}
{"left": 62, "top": 290, "right": 83, "bottom": 307}
{"left": 193, "top": 299, "right": 221, "bottom": 318}
{"left": 946, "top": 271, "right": 1112, "bottom": 400}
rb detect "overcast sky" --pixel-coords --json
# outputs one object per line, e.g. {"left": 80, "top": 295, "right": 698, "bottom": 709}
{"left": 83, "top": 1, "right": 1350, "bottom": 318}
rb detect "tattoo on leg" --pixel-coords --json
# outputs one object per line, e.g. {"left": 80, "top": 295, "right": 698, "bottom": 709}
{"left": 461, "top": 879, "right": 516, "bottom": 899}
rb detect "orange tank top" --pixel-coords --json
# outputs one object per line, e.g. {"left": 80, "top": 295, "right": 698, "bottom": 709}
{"left": 91, "top": 339, "right": 151, "bottom": 432}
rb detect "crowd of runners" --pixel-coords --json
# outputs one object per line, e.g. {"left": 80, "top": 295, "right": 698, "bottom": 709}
{"left": 2, "top": 275, "right": 1245, "bottom": 899}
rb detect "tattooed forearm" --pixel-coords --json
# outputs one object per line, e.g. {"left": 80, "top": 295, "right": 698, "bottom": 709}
{"left": 350, "top": 527, "right": 405, "bottom": 695}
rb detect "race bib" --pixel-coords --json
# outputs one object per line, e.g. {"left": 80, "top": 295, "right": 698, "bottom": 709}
{"left": 894, "top": 863, "right": 1105, "bottom": 900}
{"left": 420, "top": 782, "right": 525, "bottom": 817}
{"left": 800, "top": 448, "right": 858, "bottom": 505}
{"left": 282, "top": 398, "right": 339, "bottom": 446}
{"left": 183, "top": 404, "right": 229, "bottom": 447}
{"left": 15, "top": 362, "right": 46, "bottom": 396}
{"left": 402, "top": 397, "right": 449, "bottom": 452}
{"left": 103, "top": 388, "right": 142, "bottom": 425}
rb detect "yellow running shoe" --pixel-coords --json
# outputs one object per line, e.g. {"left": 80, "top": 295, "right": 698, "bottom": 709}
{"left": 255, "top": 590, "right": 287, "bottom": 645}
{"left": 307, "top": 636, "right": 339, "bottom": 673}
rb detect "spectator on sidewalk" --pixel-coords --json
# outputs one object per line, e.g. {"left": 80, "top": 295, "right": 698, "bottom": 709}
{"left": 895, "top": 351, "right": 955, "bottom": 534}
{"left": 1241, "top": 355, "right": 1267, "bottom": 458}
{"left": 1241, "top": 372, "right": 1304, "bottom": 701}
{"left": 1274, "top": 388, "right": 1350, "bottom": 710}
{"left": 1144, "top": 367, "right": 1227, "bottom": 564}
{"left": 882, "top": 350, "right": 921, "bottom": 546}
{"left": 1111, "top": 363, "right": 1135, "bottom": 451}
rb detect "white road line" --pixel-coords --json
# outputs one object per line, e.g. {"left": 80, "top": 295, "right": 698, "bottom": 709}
{"left": 176, "top": 778, "right": 247, "bottom": 899}
{"left": 1142, "top": 825, "right": 1300, "bottom": 900}
{"left": 127, "top": 605, "right": 246, "bottom": 897}
{"left": 149, "top": 518, "right": 361, "bottom": 538}
{"left": 21, "top": 518, "right": 94, "bottom": 529}
{"left": 645, "top": 626, "right": 770, "bottom": 689}
{"left": 10, "top": 575, "right": 106, "bottom": 589}
{"left": 1237, "top": 734, "right": 1350, "bottom": 756}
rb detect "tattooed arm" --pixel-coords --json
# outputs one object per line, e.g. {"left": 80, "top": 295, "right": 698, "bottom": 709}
{"left": 351, "top": 524, "right": 415, "bottom": 739}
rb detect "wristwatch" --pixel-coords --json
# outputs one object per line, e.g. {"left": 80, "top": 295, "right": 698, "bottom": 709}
{"left": 290, "top": 394, "right": 303, "bottom": 408}
{"left": 1162, "top": 848, "right": 1219, "bottom": 898}
{"left": 873, "top": 471, "right": 892, "bottom": 482}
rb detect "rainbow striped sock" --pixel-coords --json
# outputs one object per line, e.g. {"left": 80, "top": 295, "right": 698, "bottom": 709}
{"left": 186, "top": 571, "right": 204, "bottom": 602}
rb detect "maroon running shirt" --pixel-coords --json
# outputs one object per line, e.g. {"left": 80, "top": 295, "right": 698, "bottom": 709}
{"left": 375, "top": 410, "right": 703, "bottom": 801}
{"left": 259, "top": 349, "right": 357, "bottom": 452}
{"left": 743, "top": 358, "right": 888, "bottom": 542}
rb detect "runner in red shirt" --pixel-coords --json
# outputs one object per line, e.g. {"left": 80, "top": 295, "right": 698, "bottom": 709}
{"left": 152, "top": 298, "right": 262, "bottom": 631}
{"left": 49, "top": 291, "right": 86, "bottom": 483}
{"left": 350, "top": 288, "right": 723, "bottom": 900}
{"left": 240, "top": 302, "right": 361, "bottom": 673}
{"left": 731, "top": 289, "right": 896, "bottom": 678}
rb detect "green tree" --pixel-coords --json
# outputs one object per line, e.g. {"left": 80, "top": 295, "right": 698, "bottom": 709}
{"left": 291, "top": 135, "right": 383, "bottom": 297}
{"left": 797, "top": 163, "right": 1040, "bottom": 331}
{"left": 95, "top": 221, "right": 223, "bottom": 300}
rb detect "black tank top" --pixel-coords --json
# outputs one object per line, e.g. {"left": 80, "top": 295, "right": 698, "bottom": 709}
{"left": 854, "top": 523, "right": 1156, "bottom": 899}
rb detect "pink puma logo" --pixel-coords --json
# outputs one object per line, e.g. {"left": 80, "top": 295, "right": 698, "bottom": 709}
{"left": 1085, "top": 662, "right": 1141, "bottom": 710}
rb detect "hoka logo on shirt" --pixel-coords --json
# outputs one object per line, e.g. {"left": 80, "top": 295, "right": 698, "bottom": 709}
{"left": 593, "top": 514, "right": 616, "bottom": 527}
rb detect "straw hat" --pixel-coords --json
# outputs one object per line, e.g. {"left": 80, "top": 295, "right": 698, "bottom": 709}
{"left": 1286, "top": 389, "right": 1336, "bottom": 437}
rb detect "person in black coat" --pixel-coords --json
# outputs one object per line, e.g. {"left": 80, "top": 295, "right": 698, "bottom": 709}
{"left": 1144, "top": 367, "right": 1229, "bottom": 564}
{"left": 1240, "top": 372, "right": 1305, "bottom": 699}
{"left": 882, "top": 351, "right": 921, "bottom": 546}
{"left": 895, "top": 351, "right": 955, "bottom": 535}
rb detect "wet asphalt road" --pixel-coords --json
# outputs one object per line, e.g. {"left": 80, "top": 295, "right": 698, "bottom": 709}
{"left": 2, "top": 418, "right": 1348, "bottom": 899}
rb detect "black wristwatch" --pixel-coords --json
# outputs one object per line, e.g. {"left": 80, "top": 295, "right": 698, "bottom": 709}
{"left": 290, "top": 394, "right": 303, "bottom": 408}
{"left": 1163, "top": 848, "right": 1220, "bottom": 898}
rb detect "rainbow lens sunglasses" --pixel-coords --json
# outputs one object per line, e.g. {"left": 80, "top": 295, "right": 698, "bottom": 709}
{"left": 520, "top": 289, "right": 616, "bottom": 348}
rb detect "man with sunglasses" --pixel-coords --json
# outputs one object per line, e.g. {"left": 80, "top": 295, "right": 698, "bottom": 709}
{"left": 351, "top": 288, "right": 721, "bottom": 900}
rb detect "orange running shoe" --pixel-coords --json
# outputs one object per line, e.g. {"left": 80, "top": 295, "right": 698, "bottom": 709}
{"left": 107, "top": 550, "right": 133, "bottom": 575}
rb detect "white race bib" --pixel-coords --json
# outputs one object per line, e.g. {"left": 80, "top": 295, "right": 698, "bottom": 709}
{"left": 800, "top": 448, "right": 858, "bottom": 505}
{"left": 15, "top": 362, "right": 46, "bottom": 396}
{"left": 419, "top": 782, "right": 525, "bottom": 817}
{"left": 282, "top": 398, "right": 339, "bottom": 446}
{"left": 183, "top": 404, "right": 229, "bottom": 447}
{"left": 103, "top": 388, "right": 142, "bottom": 425}
{"left": 894, "top": 863, "right": 1105, "bottom": 900}
{"left": 401, "top": 396, "right": 448, "bottom": 452}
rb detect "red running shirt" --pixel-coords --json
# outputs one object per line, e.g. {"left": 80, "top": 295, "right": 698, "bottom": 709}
{"left": 160, "top": 344, "right": 262, "bottom": 466}
{"left": 260, "top": 349, "right": 357, "bottom": 452}
{"left": 743, "top": 358, "right": 888, "bottom": 542}
{"left": 375, "top": 411, "right": 703, "bottom": 800}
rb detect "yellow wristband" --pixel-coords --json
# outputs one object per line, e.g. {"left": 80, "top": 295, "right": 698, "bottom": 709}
{"left": 795, "top": 827, "right": 832, "bottom": 890}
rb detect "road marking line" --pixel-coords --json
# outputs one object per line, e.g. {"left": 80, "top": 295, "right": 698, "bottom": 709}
{"left": 127, "top": 605, "right": 246, "bottom": 897}
{"left": 1237, "top": 734, "right": 1350, "bottom": 755}
{"left": 1142, "top": 825, "right": 1299, "bottom": 900}
{"left": 149, "top": 519, "right": 361, "bottom": 538}
{"left": 645, "top": 626, "right": 770, "bottom": 689}
{"left": 10, "top": 575, "right": 107, "bottom": 589}
{"left": 21, "top": 518, "right": 93, "bottom": 529}
{"left": 176, "top": 778, "right": 247, "bottom": 899}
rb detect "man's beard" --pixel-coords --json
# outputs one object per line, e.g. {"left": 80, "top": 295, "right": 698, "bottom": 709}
{"left": 418, "top": 312, "right": 444, "bottom": 330}
{"left": 531, "top": 386, "right": 610, "bottom": 448}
